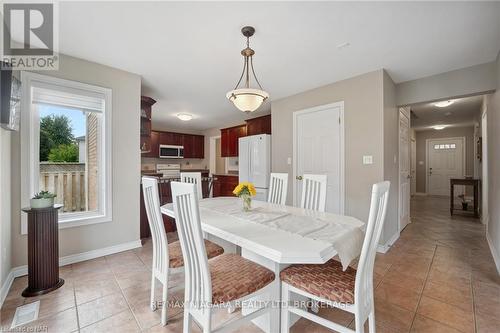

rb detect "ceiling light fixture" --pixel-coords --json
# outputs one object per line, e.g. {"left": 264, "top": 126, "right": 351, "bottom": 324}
{"left": 177, "top": 113, "right": 193, "bottom": 121}
{"left": 226, "top": 26, "right": 269, "bottom": 113}
{"left": 433, "top": 125, "right": 446, "bottom": 130}
{"left": 434, "top": 100, "right": 454, "bottom": 108}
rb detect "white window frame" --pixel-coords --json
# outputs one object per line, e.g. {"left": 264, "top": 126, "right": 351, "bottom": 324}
{"left": 21, "top": 72, "right": 112, "bottom": 233}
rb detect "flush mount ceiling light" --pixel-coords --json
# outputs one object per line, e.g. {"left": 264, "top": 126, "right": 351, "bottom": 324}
{"left": 433, "top": 125, "right": 446, "bottom": 130}
{"left": 226, "top": 26, "right": 269, "bottom": 113}
{"left": 434, "top": 100, "right": 454, "bottom": 108}
{"left": 177, "top": 113, "right": 193, "bottom": 121}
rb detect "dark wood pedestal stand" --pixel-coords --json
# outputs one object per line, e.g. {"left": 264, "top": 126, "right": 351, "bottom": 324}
{"left": 21, "top": 204, "right": 64, "bottom": 297}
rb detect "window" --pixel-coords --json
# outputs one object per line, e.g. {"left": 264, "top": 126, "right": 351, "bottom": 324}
{"left": 434, "top": 143, "right": 457, "bottom": 150}
{"left": 21, "top": 73, "right": 112, "bottom": 232}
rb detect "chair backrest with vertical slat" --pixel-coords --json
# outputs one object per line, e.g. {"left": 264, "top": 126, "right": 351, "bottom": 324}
{"left": 300, "top": 174, "right": 327, "bottom": 212}
{"left": 180, "top": 172, "right": 203, "bottom": 200}
{"left": 142, "top": 177, "right": 169, "bottom": 279}
{"left": 268, "top": 173, "right": 288, "bottom": 205}
{"left": 171, "top": 181, "right": 212, "bottom": 310}
{"left": 354, "top": 181, "right": 390, "bottom": 321}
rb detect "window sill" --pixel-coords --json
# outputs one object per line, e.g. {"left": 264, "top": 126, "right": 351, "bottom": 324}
{"left": 59, "top": 213, "right": 112, "bottom": 229}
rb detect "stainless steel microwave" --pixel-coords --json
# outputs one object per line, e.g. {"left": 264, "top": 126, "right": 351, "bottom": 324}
{"left": 159, "top": 145, "right": 184, "bottom": 159}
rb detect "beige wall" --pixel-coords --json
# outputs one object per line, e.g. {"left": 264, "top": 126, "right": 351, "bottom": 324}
{"left": 0, "top": 128, "right": 12, "bottom": 287}
{"left": 271, "top": 70, "right": 391, "bottom": 233}
{"left": 415, "top": 126, "right": 475, "bottom": 193}
{"left": 382, "top": 72, "right": 400, "bottom": 244}
{"left": 11, "top": 54, "right": 141, "bottom": 267}
{"left": 485, "top": 51, "right": 500, "bottom": 271}
{"left": 396, "top": 62, "right": 497, "bottom": 106}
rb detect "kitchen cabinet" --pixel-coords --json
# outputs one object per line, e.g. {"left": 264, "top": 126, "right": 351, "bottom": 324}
{"left": 212, "top": 175, "right": 239, "bottom": 197}
{"left": 182, "top": 134, "right": 204, "bottom": 159}
{"left": 246, "top": 114, "right": 271, "bottom": 136}
{"left": 140, "top": 96, "right": 156, "bottom": 155}
{"left": 220, "top": 124, "right": 247, "bottom": 157}
{"left": 144, "top": 130, "right": 159, "bottom": 158}
{"left": 159, "top": 132, "right": 182, "bottom": 146}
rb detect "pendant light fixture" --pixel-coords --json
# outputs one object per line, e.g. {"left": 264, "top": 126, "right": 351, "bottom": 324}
{"left": 226, "top": 26, "right": 269, "bottom": 113}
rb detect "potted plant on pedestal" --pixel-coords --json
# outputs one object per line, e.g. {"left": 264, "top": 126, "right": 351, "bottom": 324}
{"left": 30, "top": 191, "right": 56, "bottom": 209}
{"left": 458, "top": 194, "right": 469, "bottom": 211}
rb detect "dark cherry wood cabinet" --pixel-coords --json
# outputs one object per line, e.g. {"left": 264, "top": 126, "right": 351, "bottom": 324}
{"left": 212, "top": 175, "right": 239, "bottom": 197}
{"left": 140, "top": 96, "right": 156, "bottom": 155}
{"left": 143, "top": 131, "right": 159, "bottom": 158}
{"left": 220, "top": 124, "right": 247, "bottom": 157}
{"left": 246, "top": 114, "right": 271, "bottom": 136}
{"left": 182, "top": 134, "right": 204, "bottom": 159}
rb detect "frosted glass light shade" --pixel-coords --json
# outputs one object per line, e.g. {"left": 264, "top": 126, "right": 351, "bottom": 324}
{"left": 226, "top": 88, "right": 269, "bottom": 112}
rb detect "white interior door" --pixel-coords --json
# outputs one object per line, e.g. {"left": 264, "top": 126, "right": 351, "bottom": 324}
{"left": 427, "top": 138, "right": 464, "bottom": 196}
{"left": 399, "top": 111, "right": 411, "bottom": 231}
{"left": 293, "top": 102, "right": 344, "bottom": 214}
{"left": 411, "top": 138, "right": 417, "bottom": 195}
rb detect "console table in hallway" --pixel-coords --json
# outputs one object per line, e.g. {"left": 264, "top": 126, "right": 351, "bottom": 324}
{"left": 450, "top": 178, "right": 480, "bottom": 218}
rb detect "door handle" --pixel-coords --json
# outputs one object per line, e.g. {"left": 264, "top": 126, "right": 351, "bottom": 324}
{"left": 296, "top": 175, "right": 303, "bottom": 180}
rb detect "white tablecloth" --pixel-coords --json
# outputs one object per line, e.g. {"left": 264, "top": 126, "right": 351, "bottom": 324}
{"left": 199, "top": 197, "right": 365, "bottom": 270}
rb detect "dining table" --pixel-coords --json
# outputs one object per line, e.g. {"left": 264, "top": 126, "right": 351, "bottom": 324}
{"left": 161, "top": 197, "right": 365, "bottom": 333}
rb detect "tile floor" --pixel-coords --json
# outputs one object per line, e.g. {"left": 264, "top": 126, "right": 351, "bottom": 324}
{"left": 1, "top": 196, "right": 499, "bottom": 332}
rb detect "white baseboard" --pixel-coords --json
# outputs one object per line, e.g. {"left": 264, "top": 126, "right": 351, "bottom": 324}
{"left": 0, "top": 270, "right": 16, "bottom": 310}
{"left": 486, "top": 231, "right": 500, "bottom": 275}
{"left": 377, "top": 232, "right": 400, "bottom": 253}
{"left": 413, "top": 192, "right": 428, "bottom": 196}
{"left": 0, "top": 239, "right": 142, "bottom": 309}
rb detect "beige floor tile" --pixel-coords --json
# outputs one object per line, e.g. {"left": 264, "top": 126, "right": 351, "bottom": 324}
{"left": 410, "top": 314, "right": 462, "bottom": 332}
{"left": 77, "top": 292, "right": 129, "bottom": 328}
{"left": 115, "top": 269, "right": 152, "bottom": 290}
{"left": 375, "top": 280, "right": 421, "bottom": 312}
{"left": 80, "top": 309, "right": 140, "bottom": 333}
{"left": 19, "top": 307, "right": 78, "bottom": 333}
{"left": 381, "top": 269, "right": 426, "bottom": 293}
{"left": 422, "top": 280, "right": 473, "bottom": 311}
{"left": 24, "top": 283, "right": 76, "bottom": 319}
{"left": 416, "top": 296, "right": 474, "bottom": 333}
{"left": 475, "top": 311, "right": 500, "bottom": 333}
{"left": 372, "top": 299, "right": 415, "bottom": 332}
{"left": 144, "top": 313, "right": 201, "bottom": 333}
{"left": 75, "top": 278, "right": 121, "bottom": 305}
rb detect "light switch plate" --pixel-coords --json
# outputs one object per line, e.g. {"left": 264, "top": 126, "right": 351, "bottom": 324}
{"left": 287, "top": 157, "right": 292, "bottom": 165}
{"left": 363, "top": 155, "right": 373, "bottom": 165}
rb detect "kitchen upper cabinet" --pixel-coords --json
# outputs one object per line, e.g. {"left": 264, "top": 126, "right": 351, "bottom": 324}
{"left": 159, "top": 132, "right": 182, "bottom": 146}
{"left": 246, "top": 114, "right": 271, "bottom": 136}
{"left": 221, "top": 124, "right": 247, "bottom": 157}
{"left": 140, "top": 96, "right": 156, "bottom": 155}
{"left": 145, "top": 131, "right": 160, "bottom": 158}
{"left": 155, "top": 131, "right": 204, "bottom": 159}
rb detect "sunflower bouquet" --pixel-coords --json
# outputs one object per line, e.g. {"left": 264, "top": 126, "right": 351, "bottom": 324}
{"left": 233, "top": 182, "right": 257, "bottom": 211}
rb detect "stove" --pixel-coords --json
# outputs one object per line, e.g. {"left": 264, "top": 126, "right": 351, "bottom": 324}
{"left": 156, "top": 163, "right": 181, "bottom": 179}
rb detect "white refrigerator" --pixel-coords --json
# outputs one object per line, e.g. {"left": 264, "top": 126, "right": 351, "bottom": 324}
{"left": 238, "top": 134, "right": 271, "bottom": 201}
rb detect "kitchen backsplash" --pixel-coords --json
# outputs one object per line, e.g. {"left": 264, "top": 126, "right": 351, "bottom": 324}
{"left": 141, "top": 157, "right": 208, "bottom": 170}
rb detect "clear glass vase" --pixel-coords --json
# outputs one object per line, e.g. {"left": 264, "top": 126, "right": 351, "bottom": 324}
{"left": 241, "top": 194, "right": 252, "bottom": 212}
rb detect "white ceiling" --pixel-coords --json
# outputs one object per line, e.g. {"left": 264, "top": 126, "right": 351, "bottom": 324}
{"left": 411, "top": 95, "right": 483, "bottom": 130}
{"left": 51, "top": 1, "right": 500, "bottom": 130}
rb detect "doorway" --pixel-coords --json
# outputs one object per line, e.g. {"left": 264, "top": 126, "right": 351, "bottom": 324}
{"left": 399, "top": 109, "right": 411, "bottom": 231}
{"left": 426, "top": 137, "right": 465, "bottom": 196}
{"left": 209, "top": 136, "right": 225, "bottom": 175}
{"left": 292, "top": 102, "right": 344, "bottom": 214}
{"left": 481, "top": 112, "right": 488, "bottom": 224}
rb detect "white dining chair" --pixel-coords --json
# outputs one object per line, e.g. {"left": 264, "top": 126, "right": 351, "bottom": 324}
{"left": 180, "top": 172, "right": 203, "bottom": 200}
{"left": 268, "top": 172, "right": 288, "bottom": 205}
{"left": 142, "top": 177, "right": 224, "bottom": 326}
{"left": 300, "top": 174, "right": 328, "bottom": 212}
{"left": 280, "top": 181, "right": 390, "bottom": 333}
{"left": 170, "top": 181, "right": 277, "bottom": 333}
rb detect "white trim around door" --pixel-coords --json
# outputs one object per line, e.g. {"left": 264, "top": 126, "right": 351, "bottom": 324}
{"left": 292, "top": 101, "right": 345, "bottom": 214}
{"left": 425, "top": 136, "right": 466, "bottom": 196}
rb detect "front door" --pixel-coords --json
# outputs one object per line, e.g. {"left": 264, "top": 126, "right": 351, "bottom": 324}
{"left": 427, "top": 138, "right": 464, "bottom": 196}
{"left": 293, "top": 102, "right": 344, "bottom": 214}
{"left": 399, "top": 111, "right": 411, "bottom": 231}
